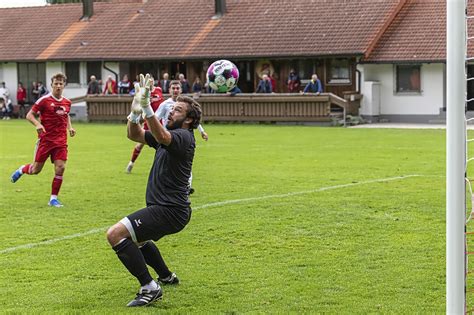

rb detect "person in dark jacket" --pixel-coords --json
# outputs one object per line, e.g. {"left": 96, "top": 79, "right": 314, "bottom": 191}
{"left": 303, "top": 74, "right": 323, "bottom": 94}
{"left": 256, "top": 74, "right": 272, "bottom": 93}
{"left": 227, "top": 85, "right": 241, "bottom": 96}
{"left": 287, "top": 68, "right": 301, "bottom": 93}
{"left": 87, "top": 75, "right": 100, "bottom": 94}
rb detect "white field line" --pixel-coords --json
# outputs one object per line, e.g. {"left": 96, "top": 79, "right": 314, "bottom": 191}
{"left": 0, "top": 174, "right": 422, "bottom": 255}
{"left": 0, "top": 228, "right": 105, "bottom": 254}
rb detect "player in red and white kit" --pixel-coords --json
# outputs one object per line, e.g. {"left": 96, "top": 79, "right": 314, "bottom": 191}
{"left": 10, "top": 72, "right": 76, "bottom": 207}
{"left": 125, "top": 83, "right": 164, "bottom": 173}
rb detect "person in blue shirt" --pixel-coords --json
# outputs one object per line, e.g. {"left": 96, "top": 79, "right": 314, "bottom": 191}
{"left": 227, "top": 85, "right": 241, "bottom": 96}
{"left": 256, "top": 74, "right": 272, "bottom": 93}
{"left": 303, "top": 74, "right": 323, "bottom": 94}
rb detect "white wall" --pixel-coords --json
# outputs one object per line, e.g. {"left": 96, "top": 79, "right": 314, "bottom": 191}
{"left": 46, "top": 61, "right": 88, "bottom": 99}
{"left": 359, "top": 63, "right": 445, "bottom": 116}
{"left": 0, "top": 63, "right": 19, "bottom": 103}
{"left": 102, "top": 62, "right": 119, "bottom": 83}
{"left": 0, "top": 61, "right": 119, "bottom": 105}
{"left": 46, "top": 62, "right": 62, "bottom": 83}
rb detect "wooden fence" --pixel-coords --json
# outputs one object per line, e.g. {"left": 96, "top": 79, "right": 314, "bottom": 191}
{"left": 85, "top": 93, "right": 361, "bottom": 123}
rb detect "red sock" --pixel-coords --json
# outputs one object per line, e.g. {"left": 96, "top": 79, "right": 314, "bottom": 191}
{"left": 131, "top": 147, "right": 142, "bottom": 163}
{"left": 21, "top": 164, "right": 32, "bottom": 174}
{"left": 52, "top": 174, "right": 63, "bottom": 196}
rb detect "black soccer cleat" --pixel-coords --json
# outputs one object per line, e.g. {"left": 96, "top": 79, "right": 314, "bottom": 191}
{"left": 126, "top": 287, "right": 162, "bottom": 307}
{"left": 158, "top": 272, "right": 179, "bottom": 285}
{"left": 189, "top": 188, "right": 195, "bottom": 195}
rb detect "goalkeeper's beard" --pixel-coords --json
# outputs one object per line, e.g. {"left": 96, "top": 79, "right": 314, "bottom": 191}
{"left": 167, "top": 117, "right": 186, "bottom": 130}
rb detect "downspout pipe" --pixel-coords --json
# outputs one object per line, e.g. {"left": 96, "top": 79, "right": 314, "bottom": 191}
{"left": 103, "top": 62, "right": 118, "bottom": 86}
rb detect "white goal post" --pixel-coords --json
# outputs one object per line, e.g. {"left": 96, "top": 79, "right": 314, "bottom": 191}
{"left": 447, "top": 0, "right": 466, "bottom": 313}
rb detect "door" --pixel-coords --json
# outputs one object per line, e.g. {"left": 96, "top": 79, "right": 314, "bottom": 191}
{"left": 18, "top": 62, "right": 46, "bottom": 104}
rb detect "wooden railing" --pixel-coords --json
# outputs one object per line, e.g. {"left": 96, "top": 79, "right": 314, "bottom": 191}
{"left": 85, "top": 93, "right": 361, "bottom": 123}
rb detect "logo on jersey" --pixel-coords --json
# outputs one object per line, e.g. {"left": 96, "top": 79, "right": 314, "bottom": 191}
{"left": 54, "top": 105, "right": 67, "bottom": 116}
{"left": 134, "top": 219, "right": 142, "bottom": 227}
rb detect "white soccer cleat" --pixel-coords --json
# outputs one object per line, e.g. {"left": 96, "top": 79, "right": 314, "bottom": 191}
{"left": 126, "top": 162, "right": 134, "bottom": 174}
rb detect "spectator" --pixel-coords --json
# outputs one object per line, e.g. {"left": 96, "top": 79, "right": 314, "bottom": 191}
{"left": 270, "top": 72, "right": 279, "bottom": 93}
{"left": 160, "top": 72, "right": 170, "bottom": 94}
{"left": 287, "top": 68, "right": 301, "bottom": 93}
{"left": 103, "top": 75, "right": 117, "bottom": 95}
{"left": 17, "top": 82, "right": 27, "bottom": 118}
{"left": 178, "top": 73, "right": 190, "bottom": 93}
{"left": 0, "top": 81, "right": 10, "bottom": 102}
{"left": 192, "top": 77, "right": 203, "bottom": 94}
{"left": 204, "top": 81, "right": 213, "bottom": 93}
{"left": 227, "top": 85, "right": 242, "bottom": 96}
{"left": 38, "top": 81, "right": 48, "bottom": 97}
{"left": 31, "top": 81, "right": 40, "bottom": 103}
{"left": 87, "top": 75, "right": 100, "bottom": 95}
{"left": 256, "top": 74, "right": 272, "bottom": 93}
{"left": 129, "top": 75, "right": 140, "bottom": 96}
{"left": 0, "top": 97, "right": 13, "bottom": 120}
{"left": 118, "top": 74, "right": 131, "bottom": 94}
{"left": 302, "top": 74, "right": 323, "bottom": 94}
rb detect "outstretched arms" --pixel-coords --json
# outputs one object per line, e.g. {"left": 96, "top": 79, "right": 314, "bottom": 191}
{"left": 127, "top": 74, "right": 172, "bottom": 146}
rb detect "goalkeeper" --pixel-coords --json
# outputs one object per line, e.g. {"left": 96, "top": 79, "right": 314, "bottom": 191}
{"left": 106, "top": 74, "right": 202, "bottom": 307}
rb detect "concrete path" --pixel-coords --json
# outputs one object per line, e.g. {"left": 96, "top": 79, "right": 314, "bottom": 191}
{"left": 350, "top": 123, "right": 474, "bottom": 130}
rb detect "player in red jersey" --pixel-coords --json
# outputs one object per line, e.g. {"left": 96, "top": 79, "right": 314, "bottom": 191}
{"left": 10, "top": 72, "right": 76, "bottom": 207}
{"left": 125, "top": 84, "right": 164, "bottom": 173}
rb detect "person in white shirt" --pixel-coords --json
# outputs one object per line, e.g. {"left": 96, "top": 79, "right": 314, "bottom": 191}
{"left": 155, "top": 80, "right": 208, "bottom": 139}
{"left": 0, "top": 81, "right": 10, "bottom": 102}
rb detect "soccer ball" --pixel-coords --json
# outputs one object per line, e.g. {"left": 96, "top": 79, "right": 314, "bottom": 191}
{"left": 206, "top": 60, "right": 239, "bottom": 93}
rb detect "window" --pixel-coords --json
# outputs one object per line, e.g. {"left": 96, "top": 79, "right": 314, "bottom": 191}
{"left": 327, "top": 58, "right": 351, "bottom": 84}
{"left": 87, "top": 61, "right": 102, "bottom": 81}
{"left": 297, "top": 59, "right": 316, "bottom": 81}
{"left": 65, "top": 61, "right": 80, "bottom": 84}
{"left": 395, "top": 65, "right": 421, "bottom": 93}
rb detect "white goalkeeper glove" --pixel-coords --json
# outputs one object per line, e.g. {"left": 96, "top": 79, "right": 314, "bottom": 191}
{"left": 127, "top": 99, "right": 143, "bottom": 124}
{"left": 134, "top": 73, "right": 154, "bottom": 118}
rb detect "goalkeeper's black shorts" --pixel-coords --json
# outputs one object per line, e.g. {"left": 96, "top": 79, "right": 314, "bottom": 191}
{"left": 121, "top": 205, "right": 191, "bottom": 243}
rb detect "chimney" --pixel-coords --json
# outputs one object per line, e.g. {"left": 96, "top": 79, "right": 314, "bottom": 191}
{"left": 213, "top": 0, "right": 226, "bottom": 19}
{"left": 80, "top": 0, "right": 93, "bottom": 21}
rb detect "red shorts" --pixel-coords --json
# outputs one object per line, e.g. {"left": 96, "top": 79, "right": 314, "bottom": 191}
{"left": 34, "top": 140, "right": 68, "bottom": 163}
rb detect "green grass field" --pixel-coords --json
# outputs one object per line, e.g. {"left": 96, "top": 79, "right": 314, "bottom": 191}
{"left": 0, "top": 120, "right": 450, "bottom": 313}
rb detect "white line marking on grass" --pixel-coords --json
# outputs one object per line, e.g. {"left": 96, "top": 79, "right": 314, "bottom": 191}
{"left": 0, "top": 174, "right": 421, "bottom": 254}
{"left": 0, "top": 227, "right": 105, "bottom": 254}
{"left": 195, "top": 174, "right": 422, "bottom": 210}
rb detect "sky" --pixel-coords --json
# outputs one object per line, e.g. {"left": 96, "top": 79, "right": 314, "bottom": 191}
{"left": 0, "top": 0, "right": 46, "bottom": 8}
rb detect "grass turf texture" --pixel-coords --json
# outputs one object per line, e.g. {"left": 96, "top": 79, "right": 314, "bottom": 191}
{"left": 0, "top": 120, "right": 449, "bottom": 313}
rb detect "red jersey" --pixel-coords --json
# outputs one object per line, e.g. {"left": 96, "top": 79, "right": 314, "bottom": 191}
{"left": 144, "top": 86, "right": 164, "bottom": 130}
{"left": 151, "top": 86, "right": 164, "bottom": 111}
{"left": 17, "top": 87, "right": 27, "bottom": 102}
{"left": 31, "top": 94, "right": 72, "bottom": 146}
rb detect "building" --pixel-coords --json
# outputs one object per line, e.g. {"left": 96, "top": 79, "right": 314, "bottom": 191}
{"left": 0, "top": 0, "right": 470, "bottom": 122}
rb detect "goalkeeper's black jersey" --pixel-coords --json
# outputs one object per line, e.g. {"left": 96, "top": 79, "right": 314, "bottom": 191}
{"left": 144, "top": 128, "right": 195, "bottom": 208}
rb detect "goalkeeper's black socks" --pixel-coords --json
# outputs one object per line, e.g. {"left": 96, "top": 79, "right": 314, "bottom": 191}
{"left": 113, "top": 238, "right": 153, "bottom": 286}
{"left": 139, "top": 241, "right": 172, "bottom": 279}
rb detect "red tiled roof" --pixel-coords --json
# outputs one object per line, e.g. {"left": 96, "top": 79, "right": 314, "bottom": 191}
{"left": 0, "top": 0, "right": 401, "bottom": 62}
{"left": 363, "top": 0, "right": 472, "bottom": 63}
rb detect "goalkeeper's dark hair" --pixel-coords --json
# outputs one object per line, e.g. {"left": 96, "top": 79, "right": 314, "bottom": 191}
{"left": 177, "top": 95, "right": 202, "bottom": 129}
